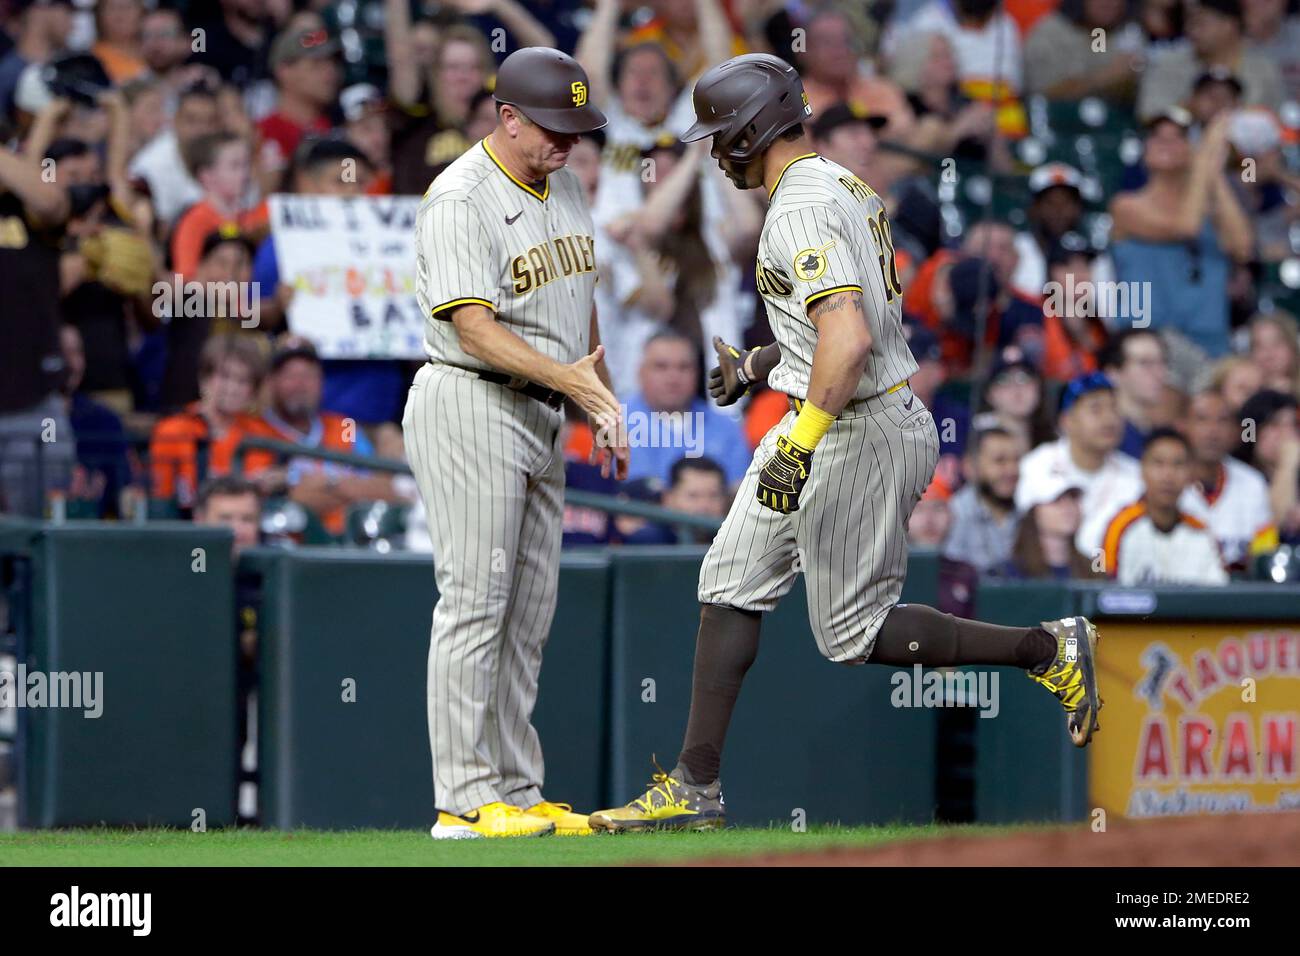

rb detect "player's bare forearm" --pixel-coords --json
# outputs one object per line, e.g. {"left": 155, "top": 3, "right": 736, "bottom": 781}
{"left": 805, "top": 289, "right": 871, "bottom": 415}
{"left": 450, "top": 302, "right": 621, "bottom": 429}
{"left": 451, "top": 302, "right": 573, "bottom": 391}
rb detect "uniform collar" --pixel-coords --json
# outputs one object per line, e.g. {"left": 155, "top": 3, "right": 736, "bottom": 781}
{"left": 482, "top": 138, "right": 549, "bottom": 202}
{"left": 768, "top": 152, "right": 819, "bottom": 199}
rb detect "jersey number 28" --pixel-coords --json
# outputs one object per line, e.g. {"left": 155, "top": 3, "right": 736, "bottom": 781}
{"left": 866, "top": 211, "right": 904, "bottom": 302}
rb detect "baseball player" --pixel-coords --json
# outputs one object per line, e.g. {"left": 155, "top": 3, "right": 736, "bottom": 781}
{"left": 404, "top": 47, "right": 628, "bottom": 839}
{"left": 590, "top": 55, "right": 1103, "bottom": 832}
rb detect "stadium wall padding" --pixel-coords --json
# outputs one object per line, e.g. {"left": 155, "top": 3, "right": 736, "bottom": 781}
{"left": 6, "top": 522, "right": 238, "bottom": 828}
{"left": 30, "top": 527, "right": 1297, "bottom": 828}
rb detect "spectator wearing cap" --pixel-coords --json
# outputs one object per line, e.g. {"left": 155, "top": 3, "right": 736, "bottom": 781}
{"left": 340, "top": 83, "right": 392, "bottom": 195}
{"left": 252, "top": 137, "right": 406, "bottom": 436}
{"left": 977, "top": 345, "right": 1055, "bottom": 450}
{"left": 796, "top": 8, "right": 910, "bottom": 125}
{"left": 1244, "top": 0, "right": 1300, "bottom": 101}
{"left": 622, "top": 331, "right": 751, "bottom": 489}
{"left": 810, "top": 102, "right": 890, "bottom": 193}
{"left": 1179, "top": 387, "right": 1272, "bottom": 567}
{"left": 91, "top": 0, "right": 146, "bottom": 85}
{"left": 1100, "top": 328, "right": 1170, "bottom": 458}
{"left": 149, "top": 334, "right": 278, "bottom": 509}
{"left": 255, "top": 26, "right": 340, "bottom": 192}
{"left": 1099, "top": 428, "right": 1228, "bottom": 585}
{"left": 1236, "top": 389, "right": 1300, "bottom": 548}
{"left": 1003, "top": 475, "right": 1095, "bottom": 579}
{"left": 159, "top": 225, "right": 258, "bottom": 410}
{"left": 1137, "top": 0, "right": 1284, "bottom": 122}
{"left": 257, "top": 334, "right": 403, "bottom": 536}
{"left": 1023, "top": 0, "right": 1144, "bottom": 100}
{"left": 0, "top": 0, "right": 73, "bottom": 121}
{"left": 1109, "top": 108, "right": 1253, "bottom": 361}
{"left": 1015, "top": 372, "right": 1143, "bottom": 558}
{"left": 171, "top": 130, "right": 260, "bottom": 279}
{"left": 943, "top": 424, "right": 1024, "bottom": 574}
{"left": 908, "top": 479, "right": 952, "bottom": 548}
{"left": 1011, "top": 163, "right": 1110, "bottom": 301}
{"left": 1039, "top": 233, "right": 1111, "bottom": 382}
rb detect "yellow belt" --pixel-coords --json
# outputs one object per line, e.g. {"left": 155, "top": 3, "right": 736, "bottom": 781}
{"left": 790, "top": 379, "right": 908, "bottom": 414}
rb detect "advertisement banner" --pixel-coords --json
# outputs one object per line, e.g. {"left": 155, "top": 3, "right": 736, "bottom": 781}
{"left": 1091, "top": 623, "right": 1300, "bottom": 817}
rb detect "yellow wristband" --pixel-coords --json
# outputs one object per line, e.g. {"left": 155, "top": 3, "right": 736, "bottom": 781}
{"left": 788, "top": 400, "right": 835, "bottom": 450}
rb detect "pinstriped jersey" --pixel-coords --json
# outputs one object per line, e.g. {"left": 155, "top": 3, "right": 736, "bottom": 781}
{"left": 415, "top": 138, "right": 598, "bottom": 373}
{"left": 757, "top": 153, "right": 918, "bottom": 401}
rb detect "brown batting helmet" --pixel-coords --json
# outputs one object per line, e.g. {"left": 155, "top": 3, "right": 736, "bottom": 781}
{"left": 680, "top": 54, "right": 811, "bottom": 163}
{"left": 493, "top": 47, "right": 608, "bottom": 134}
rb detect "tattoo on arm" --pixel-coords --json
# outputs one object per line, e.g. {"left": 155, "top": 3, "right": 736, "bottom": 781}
{"left": 807, "top": 289, "right": 864, "bottom": 322}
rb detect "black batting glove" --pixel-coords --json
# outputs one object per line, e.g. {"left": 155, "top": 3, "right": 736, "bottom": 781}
{"left": 756, "top": 434, "right": 813, "bottom": 513}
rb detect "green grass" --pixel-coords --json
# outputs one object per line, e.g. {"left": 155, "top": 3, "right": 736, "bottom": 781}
{"left": 0, "top": 823, "right": 1012, "bottom": 866}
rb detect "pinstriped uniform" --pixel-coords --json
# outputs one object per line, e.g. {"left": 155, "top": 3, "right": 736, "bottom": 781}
{"left": 403, "top": 140, "right": 597, "bottom": 814}
{"left": 698, "top": 154, "right": 939, "bottom": 662}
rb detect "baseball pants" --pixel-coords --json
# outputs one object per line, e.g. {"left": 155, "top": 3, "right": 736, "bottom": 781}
{"left": 403, "top": 362, "right": 564, "bottom": 815}
{"left": 698, "top": 384, "right": 939, "bottom": 662}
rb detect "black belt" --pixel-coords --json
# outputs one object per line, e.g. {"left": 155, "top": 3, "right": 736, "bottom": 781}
{"left": 436, "top": 363, "right": 566, "bottom": 410}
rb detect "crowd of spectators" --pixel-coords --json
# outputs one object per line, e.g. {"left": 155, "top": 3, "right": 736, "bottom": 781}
{"left": 1, "top": 0, "right": 1299, "bottom": 589}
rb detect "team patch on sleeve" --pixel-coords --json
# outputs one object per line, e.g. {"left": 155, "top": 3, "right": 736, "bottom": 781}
{"left": 793, "top": 241, "right": 836, "bottom": 282}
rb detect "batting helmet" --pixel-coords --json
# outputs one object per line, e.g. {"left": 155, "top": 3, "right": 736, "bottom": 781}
{"left": 493, "top": 47, "right": 608, "bottom": 135}
{"left": 680, "top": 54, "right": 811, "bottom": 164}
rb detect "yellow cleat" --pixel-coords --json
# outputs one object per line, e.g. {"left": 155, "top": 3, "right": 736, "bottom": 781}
{"left": 588, "top": 762, "right": 726, "bottom": 833}
{"left": 525, "top": 801, "right": 593, "bottom": 836}
{"left": 429, "top": 802, "right": 555, "bottom": 840}
{"left": 1028, "top": 616, "right": 1102, "bottom": 747}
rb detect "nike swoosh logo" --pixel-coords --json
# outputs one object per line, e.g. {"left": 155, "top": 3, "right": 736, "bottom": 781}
{"left": 505, "top": 211, "right": 523, "bottom": 225}
{"left": 903, "top": 395, "right": 914, "bottom": 410}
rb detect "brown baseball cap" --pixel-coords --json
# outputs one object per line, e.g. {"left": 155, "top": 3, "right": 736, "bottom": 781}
{"left": 270, "top": 27, "right": 340, "bottom": 70}
{"left": 493, "top": 47, "right": 607, "bottom": 135}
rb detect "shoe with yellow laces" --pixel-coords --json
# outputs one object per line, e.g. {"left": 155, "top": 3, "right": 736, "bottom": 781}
{"left": 524, "top": 801, "right": 593, "bottom": 836}
{"left": 430, "top": 802, "right": 555, "bottom": 840}
{"left": 588, "top": 762, "right": 725, "bottom": 833}
{"left": 1028, "top": 616, "right": 1102, "bottom": 747}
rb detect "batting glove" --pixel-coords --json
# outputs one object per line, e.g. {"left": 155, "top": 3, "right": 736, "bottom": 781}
{"left": 756, "top": 434, "right": 813, "bottom": 513}
{"left": 708, "top": 336, "right": 759, "bottom": 408}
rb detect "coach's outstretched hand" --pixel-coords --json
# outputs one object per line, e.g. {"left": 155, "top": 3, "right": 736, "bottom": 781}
{"left": 708, "top": 336, "right": 756, "bottom": 407}
{"left": 756, "top": 434, "right": 813, "bottom": 513}
{"left": 563, "top": 345, "right": 622, "bottom": 433}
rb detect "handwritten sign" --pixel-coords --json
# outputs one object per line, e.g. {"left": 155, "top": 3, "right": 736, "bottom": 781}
{"left": 269, "top": 194, "right": 425, "bottom": 358}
